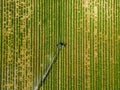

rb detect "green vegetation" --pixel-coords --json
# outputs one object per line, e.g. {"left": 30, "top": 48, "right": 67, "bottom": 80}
{"left": 0, "top": 0, "right": 120, "bottom": 90}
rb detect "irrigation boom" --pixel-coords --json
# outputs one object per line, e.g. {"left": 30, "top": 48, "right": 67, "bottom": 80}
{"left": 34, "top": 42, "right": 65, "bottom": 90}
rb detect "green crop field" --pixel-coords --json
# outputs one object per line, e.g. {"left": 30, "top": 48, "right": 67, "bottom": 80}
{"left": 0, "top": 0, "right": 120, "bottom": 90}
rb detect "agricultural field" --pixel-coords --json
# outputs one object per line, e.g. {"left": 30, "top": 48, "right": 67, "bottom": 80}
{"left": 0, "top": 0, "right": 120, "bottom": 90}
